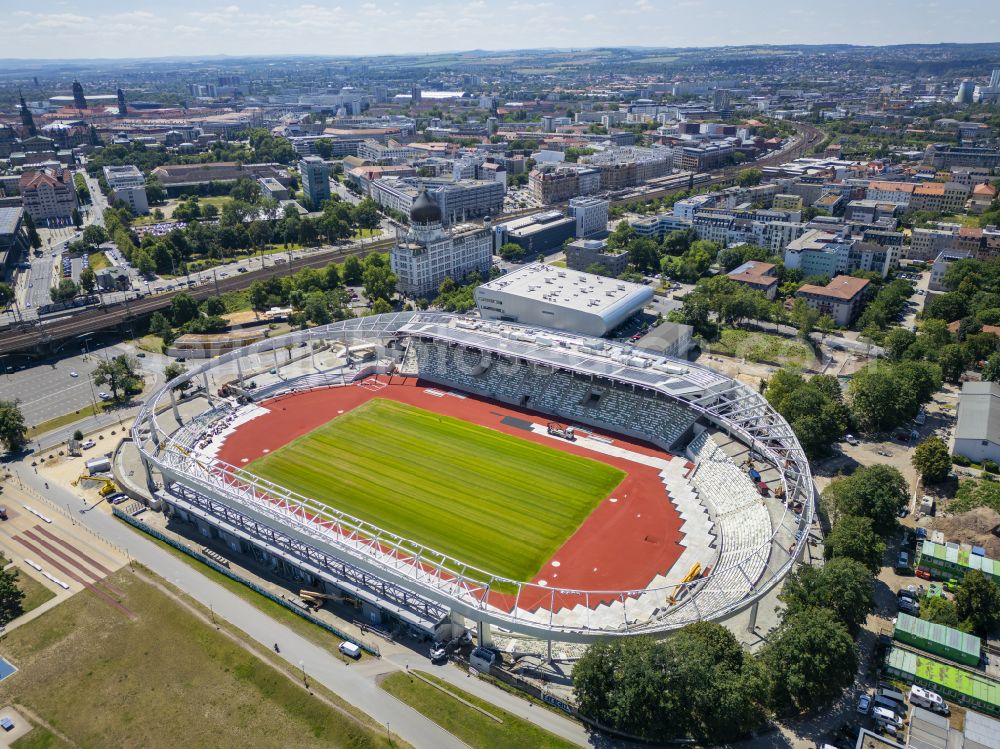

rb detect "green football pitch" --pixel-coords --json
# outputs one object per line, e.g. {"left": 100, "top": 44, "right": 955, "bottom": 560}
{"left": 247, "top": 398, "right": 624, "bottom": 582}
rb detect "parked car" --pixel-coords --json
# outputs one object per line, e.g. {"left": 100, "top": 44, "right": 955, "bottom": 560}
{"left": 856, "top": 693, "right": 872, "bottom": 714}
{"left": 69, "top": 371, "right": 79, "bottom": 378}
{"left": 80, "top": 439, "right": 96, "bottom": 449}
{"left": 895, "top": 551, "right": 911, "bottom": 573}
{"left": 845, "top": 434, "right": 859, "bottom": 445}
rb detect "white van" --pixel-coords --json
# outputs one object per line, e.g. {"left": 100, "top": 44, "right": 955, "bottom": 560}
{"left": 338, "top": 641, "right": 362, "bottom": 660}
{"left": 910, "top": 685, "right": 949, "bottom": 715}
{"left": 873, "top": 706, "right": 903, "bottom": 728}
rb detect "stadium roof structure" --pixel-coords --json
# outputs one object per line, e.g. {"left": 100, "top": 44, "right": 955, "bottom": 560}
{"left": 134, "top": 312, "right": 813, "bottom": 641}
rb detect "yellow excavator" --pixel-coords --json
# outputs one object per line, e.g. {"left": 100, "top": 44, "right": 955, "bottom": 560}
{"left": 668, "top": 563, "right": 703, "bottom": 605}
{"left": 71, "top": 475, "right": 118, "bottom": 496}
{"left": 299, "top": 589, "right": 361, "bottom": 609}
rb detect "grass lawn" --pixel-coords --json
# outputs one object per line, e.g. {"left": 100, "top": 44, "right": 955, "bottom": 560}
{"left": 133, "top": 334, "right": 164, "bottom": 354}
{"left": 12, "top": 727, "right": 72, "bottom": 749}
{"left": 26, "top": 403, "right": 111, "bottom": 439}
{"left": 380, "top": 671, "right": 576, "bottom": 749}
{"left": 248, "top": 399, "right": 623, "bottom": 581}
{"left": 709, "top": 328, "right": 816, "bottom": 367}
{"left": 0, "top": 570, "right": 396, "bottom": 749}
{"left": 116, "top": 515, "right": 355, "bottom": 662}
{"left": 18, "top": 569, "right": 56, "bottom": 614}
{"left": 86, "top": 251, "right": 110, "bottom": 272}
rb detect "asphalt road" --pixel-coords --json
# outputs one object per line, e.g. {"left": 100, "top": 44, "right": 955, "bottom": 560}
{"left": 11, "top": 466, "right": 594, "bottom": 749}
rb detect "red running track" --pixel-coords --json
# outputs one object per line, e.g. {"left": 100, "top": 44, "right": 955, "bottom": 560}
{"left": 216, "top": 376, "right": 689, "bottom": 612}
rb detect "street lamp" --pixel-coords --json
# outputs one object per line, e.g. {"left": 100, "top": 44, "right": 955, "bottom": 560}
{"left": 299, "top": 660, "right": 308, "bottom": 688}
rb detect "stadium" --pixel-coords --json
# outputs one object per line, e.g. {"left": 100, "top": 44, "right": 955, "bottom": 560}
{"left": 133, "top": 311, "right": 814, "bottom": 644}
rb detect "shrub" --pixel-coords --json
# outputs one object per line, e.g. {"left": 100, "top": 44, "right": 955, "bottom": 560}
{"left": 953, "top": 453, "right": 972, "bottom": 467}
{"left": 984, "top": 459, "right": 999, "bottom": 474}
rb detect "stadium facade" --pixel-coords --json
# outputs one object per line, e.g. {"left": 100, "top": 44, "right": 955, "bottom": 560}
{"left": 133, "top": 312, "right": 814, "bottom": 644}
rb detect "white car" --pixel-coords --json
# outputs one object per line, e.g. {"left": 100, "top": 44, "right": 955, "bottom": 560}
{"left": 69, "top": 371, "right": 79, "bottom": 378}
{"left": 98, "top": 391, "right": 111, "bottom": 400}
{"left": 80, "top": 439, "right": 96, "bottom": 449}
{"left": 845, "top": 434, "right": 859, "bottom": 445}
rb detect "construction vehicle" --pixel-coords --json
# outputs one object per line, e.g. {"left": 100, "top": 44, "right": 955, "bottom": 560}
{"left": 299, "top": 589, "right": 360, "bottom": 609}
{"left": 668, "top": 563, "right": 702, "bottom": 604}
{"left": 547, "top": 422, "right": 576, "bottom": 441}
{"left": 71, "top": 475, "right": 118, "bottom": 497}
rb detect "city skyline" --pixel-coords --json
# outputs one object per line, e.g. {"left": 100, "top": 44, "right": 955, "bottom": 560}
{"left": 4, "top": 0, "right": 999, "bottom": 60}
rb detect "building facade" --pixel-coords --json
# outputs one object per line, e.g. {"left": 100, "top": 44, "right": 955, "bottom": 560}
{"left": 568, "top": 196, "right": 609, "bottom": 238}
{"left": 103, "top": 164, "right": 148, "bottom": 215}
{"left": 794, "top": 275, "right": 872, "bottom": 326}
{"left": 299, "top": 155, "right": 330, "bottom": 209}
{"left": 390, "top": 190, "right": 492, "bottom": 298}
{"left": 19, "top": 168, "right": 78, "bottom": 225}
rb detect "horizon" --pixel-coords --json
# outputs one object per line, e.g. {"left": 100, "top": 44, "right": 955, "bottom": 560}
{"left": 4, "top": 0, "right": 999, "bottom": 60}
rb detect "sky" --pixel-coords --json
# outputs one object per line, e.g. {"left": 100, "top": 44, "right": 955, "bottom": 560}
{"left": 2, "top": 0, "right": 998, "bottom": 59}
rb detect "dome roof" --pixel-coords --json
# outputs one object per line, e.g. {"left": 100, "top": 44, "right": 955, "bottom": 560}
{"left": 410, "top": 188, "right": 442, "bottom": 224}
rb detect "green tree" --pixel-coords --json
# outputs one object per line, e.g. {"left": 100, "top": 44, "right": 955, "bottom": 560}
{"left": 370, "top": 298, "right": 393, "bottom": 315}
{"left": 761, "top": 607, "right": 857, "bottom": 714}
{"left": 920, "top": 595, "right": 969, "bottom": 631}
{"left": 82, "top": 224, "right": 108, "bottom": 246}
{"left": 23, "top": 212, "right": 41, "bottom": 249}
{"left": 78, "top": 266, "right": 96, "bottom": 295}
{"left": 789, "top": 298, "right": 820, "bottom": 340}
{"left": 823, "top": 464, "right": 908, "bottom": 534}
{"left": 49, "top": 278, "right": 78, "bottom": 303}
{"left": 0, "top": 567, "right": 26, "bottom": 626}
{"left": 0, "top": 400, "right": 28, "bottom": 453}
{"left": 938, "top": 343, "right": 971, "bottom": 383}
{"left": 0, "top": 283, "right": 13, "bottom": 309}
{"left": 884, "top": 327, "right": 917, "bottom": 361}
{"left": 71, "top": 207, "right": 83, "bottom": 228}
{"left": 169, "top": 292, "right": 200, "bottom": 326}
{"left": 984, "top": 353, "right": 1000, "bottom": 382}
{"left": 148, "top": 311, "right": 172, "bottom": 340}
{"left": 779, "top": 558, "right": 875, "bottom": 635}
{"left": 735, "top": 167, "right": 763, "bottom": 187}
{"left": 955, "top": 570, "right": 1000, "bottom": 636}
{"left": 302, "top": 291, "right": 331, "bottom": 325}
{"left": 498, "top": 242, "right": 527, "bottom": 261}
{"left": 912, "top": 436, "right": 952, "bottom": 484}
{"left": 92, "top": 355, "right": 142, "bottom": 403}
{"left": 824, "top": 515, "right": 886, "bottom": 573}
{"left": 343, "top": 255, "right": 363, "bottom": 285}
{"left": 164, "top": 362, "right": 188, "bottom": 390}
{"left": 145, "top": 176, "right": 165, "bottom": 205}
{"left": 361, "top": 264, "right": 397, "bottom": 302}
{"left": 203, "top": 296, "right": 226, "bottom": 317}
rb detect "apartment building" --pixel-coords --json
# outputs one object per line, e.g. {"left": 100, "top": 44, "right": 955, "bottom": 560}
{"left": 19, "top": 167, "right": 78, "bottom": 224}
{"left": 795, "top": 275, "right": 872, "bottom": 326}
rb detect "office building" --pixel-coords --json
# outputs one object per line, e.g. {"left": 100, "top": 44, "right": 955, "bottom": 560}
{"left": 909, "top": 226, "right": 961, "bottom": 261}
{"left": 528, "top": 165, "right": 600, "bottom": 204}
{"left": 474, "top": 263, "right": 653, "bottom": 337}
{"left": 564, "top": 238, "right": 629, "bottom": 276}
{"left": 19, "top": 167, "right": 78, "bottom": 225}
{"left": 258, "top": 177, "right": 290, "bottom": 202}
{"left": 390, "top": 190, "right": 492, "bottom": 298}
{"left": 493, "top": 211, "right": 575, "bottom": 256}
{"left": 923, "top": 144, "right": 1000, "bottom": 170}
{"left": 568, "top": 196, "right": 609, "bottom": 238}
{"left": 0, "top": 207, "right": 29, "bottom": 274}
{"left": 102, "top": 164, "right": 148, "bottom": 215}
{"left": 299, "top": 156, "right": 330, "bottom": 209}
{"left": 795, "top": 275, "right": 872, "bottom": 326}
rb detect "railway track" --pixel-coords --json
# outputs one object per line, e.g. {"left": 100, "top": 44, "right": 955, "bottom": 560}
{"left": 0, "top": 124, "right": 825, "bottom": 356}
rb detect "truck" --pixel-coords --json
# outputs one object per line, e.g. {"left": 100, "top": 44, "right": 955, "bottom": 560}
{"left": 546, "top": 422, "right": 576, "bottom": 441}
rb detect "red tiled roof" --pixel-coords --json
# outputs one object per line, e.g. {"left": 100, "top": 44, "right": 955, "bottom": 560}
{"left": 797, "top": 275, "right": 870, "bottom": 301}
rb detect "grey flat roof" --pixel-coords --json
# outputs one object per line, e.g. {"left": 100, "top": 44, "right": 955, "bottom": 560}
{"left": 478, "top": 263, "right": 652, "bottom": 315}
{"left": 0, "top": 207, "right": 22, "bottom": 237}
{"left": 956, "top": 381, "right": 1000, "bottom": 444}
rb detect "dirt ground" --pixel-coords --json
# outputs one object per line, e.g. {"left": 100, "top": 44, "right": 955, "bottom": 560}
{"left": 930, "top": 507, "right": 1000, "bottom": 558}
